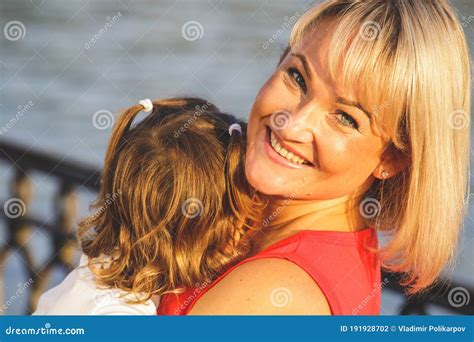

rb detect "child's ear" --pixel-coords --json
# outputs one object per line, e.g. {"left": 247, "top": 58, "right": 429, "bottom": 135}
{"left": 372, "top": 143, "right": 410, "bottom": 180}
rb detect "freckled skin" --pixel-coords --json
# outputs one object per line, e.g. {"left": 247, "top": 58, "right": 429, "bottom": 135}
{"left": 188, "top": 21, "right": 408, "bottom": 316}
{"left": 245, "top": 27, "right": 392, "bottom": 200}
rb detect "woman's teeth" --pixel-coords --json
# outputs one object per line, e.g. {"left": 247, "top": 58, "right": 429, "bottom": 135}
{"left": 270, "top": 131, "right": 309, "bottom": 165}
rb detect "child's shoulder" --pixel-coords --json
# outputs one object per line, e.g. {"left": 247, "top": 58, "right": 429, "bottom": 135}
{"left": 33, "top": 254, "right": 157, "bottom": 315}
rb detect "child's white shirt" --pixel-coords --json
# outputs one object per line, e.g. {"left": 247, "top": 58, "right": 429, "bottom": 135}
{"left": 33, "top": 254, "right": 158, "bottom": 315}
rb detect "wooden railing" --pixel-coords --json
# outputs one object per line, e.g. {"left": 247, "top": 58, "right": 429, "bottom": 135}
{"left": 0, "top": 138, "right": 100, "bottom": 314}
{"left": 0, "top": 138, "right": 472, "bottom": 315}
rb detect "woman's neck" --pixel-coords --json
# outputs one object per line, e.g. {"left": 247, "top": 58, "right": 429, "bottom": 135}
{"left": 252, "top": 193, "right": 367, "bottom": 252}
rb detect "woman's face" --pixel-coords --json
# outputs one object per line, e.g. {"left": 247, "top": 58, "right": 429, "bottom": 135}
{"left": 245, "top": 27, "right": 390, "bottom": 199}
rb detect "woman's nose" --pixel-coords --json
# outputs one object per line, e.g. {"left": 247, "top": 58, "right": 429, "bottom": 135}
{"left": 272, "top": 101, "right": 320, "bottom": 143}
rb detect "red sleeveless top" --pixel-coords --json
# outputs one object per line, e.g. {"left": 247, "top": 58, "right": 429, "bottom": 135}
{"left": 157, "top": 228, "right": 381, "bottom": 315}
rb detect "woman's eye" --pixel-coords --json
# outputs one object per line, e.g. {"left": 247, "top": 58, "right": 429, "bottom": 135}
{"left": 287, "top": 68, "right": 307, "bottom": 94}
{"left": 334, "top": 110, "right": 359, "bottom": 130}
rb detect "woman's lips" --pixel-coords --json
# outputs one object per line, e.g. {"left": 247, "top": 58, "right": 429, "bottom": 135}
{"left": 263, "top": 126, "right": 314, "bottom": 170}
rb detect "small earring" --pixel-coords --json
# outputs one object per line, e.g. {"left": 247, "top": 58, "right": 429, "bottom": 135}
{"left": 381, "top": 170, "right": 389, "bottom": 179}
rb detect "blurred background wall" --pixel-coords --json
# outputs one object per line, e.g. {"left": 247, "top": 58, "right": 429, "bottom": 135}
{"left": 0, "top": 0, "right": 473, "bottom": 315}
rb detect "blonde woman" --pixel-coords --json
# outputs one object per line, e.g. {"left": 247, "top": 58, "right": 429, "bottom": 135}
{"left": 158, "top": 0, "right": 471, "bottom": 315}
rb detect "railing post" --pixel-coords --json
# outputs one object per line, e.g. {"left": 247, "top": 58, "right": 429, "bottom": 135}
{"left": 399, "top": 294, "right": 428, "bottom": 315}
{"left": 1, "top": 167, "right": 33, "bottom": 315}
{"left": 29, "top": 181, "right": 78, "bottom": 312}
{"left": 55, "top": 181, "right": 78, "bottom": 270}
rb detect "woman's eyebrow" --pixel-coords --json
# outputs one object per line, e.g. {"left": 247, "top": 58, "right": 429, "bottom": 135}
{"left": 291, "top": 52, "right": 312, "bottom": 80}
{"left": 291, "top": 52, "right": 373, "bottom": 123}
{"left": 336, "top": 96, "right": 373, "bottom": 122}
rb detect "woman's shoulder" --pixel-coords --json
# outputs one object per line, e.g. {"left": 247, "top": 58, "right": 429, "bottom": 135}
{"left": 189, "top": 257, "right": 331, "bottom": 315}
{"left": 188, "top": 228, "right": 380, "bottom": 315}
{"left": 188, "top": 231, "right": 334, "bottom": 315}
{"left": 158, "top": 228, "right": 380, "bottom": 315}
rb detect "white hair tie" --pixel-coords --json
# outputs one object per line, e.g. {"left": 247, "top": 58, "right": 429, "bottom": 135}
{"left": 138, "top": 98, "right": 153, "bottom": 113}
{"left": 228, "top": 123, "right": 242, "bottom": 136}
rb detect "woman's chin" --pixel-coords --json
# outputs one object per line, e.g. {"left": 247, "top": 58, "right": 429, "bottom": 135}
{"left": 245, "top": 161, "right": 289, "bottom": 196}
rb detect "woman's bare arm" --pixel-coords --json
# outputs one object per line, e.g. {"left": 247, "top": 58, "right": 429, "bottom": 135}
{"left": 188, "top": 258, "right": 332, "bottom": 315}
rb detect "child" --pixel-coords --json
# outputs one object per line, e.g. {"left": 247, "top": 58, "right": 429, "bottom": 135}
{"left": 33, "top": 97, "right": 263, "bottom": 315}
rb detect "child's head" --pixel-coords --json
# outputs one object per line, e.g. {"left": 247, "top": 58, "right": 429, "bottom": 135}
{"left": 78, "top": 97, "right": 262, "bottom": 300}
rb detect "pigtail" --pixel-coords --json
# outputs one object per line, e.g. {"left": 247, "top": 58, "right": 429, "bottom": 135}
{"left": 224, "top": 122, "right": 266, "bottom": 255}
{"left": 77, "top": 97, "right": 268, "bottom": 302}
{"left": 78, "top": 103, "right": 147, "bottom": 254}
{"left": 102, "top": 104, "right": 148, "bottom": 191}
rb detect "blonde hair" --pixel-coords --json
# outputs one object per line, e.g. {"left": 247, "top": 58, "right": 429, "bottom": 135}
{"left": 290, "top": 0, "right": 471, "bottom": 293}
{"left": 78, "top": 97, "right": 263, "bottom": 302}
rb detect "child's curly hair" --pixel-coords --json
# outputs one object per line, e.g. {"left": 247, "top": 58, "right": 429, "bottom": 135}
{"left": 78, "top": 97, "right": 264, "bottom": 302}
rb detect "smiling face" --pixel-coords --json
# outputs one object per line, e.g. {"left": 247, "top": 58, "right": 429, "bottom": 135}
{"left": 245, "top": 25, "right": 396, "bottom": 200}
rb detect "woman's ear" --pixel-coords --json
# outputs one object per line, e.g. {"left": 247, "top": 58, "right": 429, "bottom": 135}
{"left": 372, "top": 142, "right": 409, "bottom": 180}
